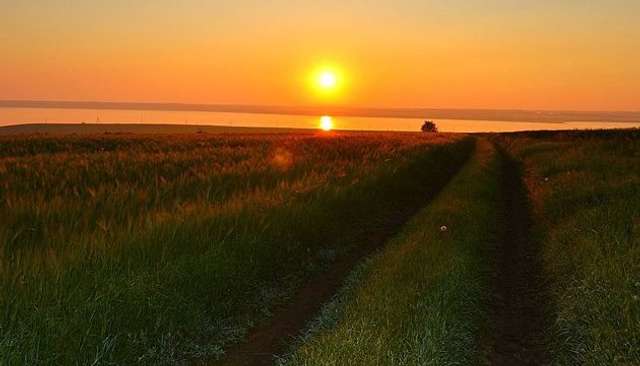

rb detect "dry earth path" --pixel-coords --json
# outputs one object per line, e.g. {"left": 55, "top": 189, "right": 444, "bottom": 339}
{"left": 485, "top": 147, "right": 551, "bottom": 365}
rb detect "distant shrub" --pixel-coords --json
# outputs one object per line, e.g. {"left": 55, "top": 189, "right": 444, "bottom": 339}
{"left": 421, "top": 120, "right": 438, "bottom": 133}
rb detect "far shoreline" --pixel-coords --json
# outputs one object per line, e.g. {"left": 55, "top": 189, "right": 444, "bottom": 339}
{"left": 2, "top": 100, "right": 640, "bottom": 123}
{"left": 1, "top": 122, "right": 638, "bottom": 136}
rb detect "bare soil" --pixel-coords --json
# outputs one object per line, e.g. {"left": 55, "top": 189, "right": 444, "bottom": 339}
{"left": 210, "top": 228, "right": 396, "bottom": 366}
{"left": 486, "top": 148, "right": 551, "bottom": 365}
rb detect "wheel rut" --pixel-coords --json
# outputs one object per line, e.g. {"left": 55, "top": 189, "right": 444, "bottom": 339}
{"left": 486, "top": 147, "right": 551, "bottom": 365}
{"left": 205, "top": 142, "right": 475, "bottom": 366}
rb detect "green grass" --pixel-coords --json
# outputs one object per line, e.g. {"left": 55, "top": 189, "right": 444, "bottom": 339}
{"left": 0, "top": 132, "right": 471, "bottom": 365}
{"left": 280, "top": 139, "right": 500, "bottom": 366}
{"left": 498, "top": 130, "right": 640, "bottom": 365}
{"left": 5, "top": 130, "right": 636, "bottom": 365}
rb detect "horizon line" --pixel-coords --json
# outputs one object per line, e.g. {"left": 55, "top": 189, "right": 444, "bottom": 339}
{"left": 1, "top": 99, "right": 639, "bottom": 123}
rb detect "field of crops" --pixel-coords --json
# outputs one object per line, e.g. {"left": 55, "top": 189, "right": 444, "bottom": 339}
{"left": 1, "top": 129, "right": 638, "bottom": 366}
{"left": 0, "top": 132, "right": 471, "bottom": 365}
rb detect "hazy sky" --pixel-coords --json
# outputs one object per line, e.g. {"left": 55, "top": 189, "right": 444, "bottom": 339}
{"left": 1, "top": 1, "right": 639, "bottom": 111}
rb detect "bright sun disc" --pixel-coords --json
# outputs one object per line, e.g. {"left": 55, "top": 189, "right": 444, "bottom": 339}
{"left": 320, "top": 116, "right": 334, "bottom": 131}
{"left": 308, "top": 65, "right": 345, "bottom": 99}
{"left": 318, "top": 71, "right": 337, "bottom": 89}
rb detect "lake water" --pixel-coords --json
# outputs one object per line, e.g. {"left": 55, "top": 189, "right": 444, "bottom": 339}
{"left": 1, "top": 107, "right": 639, "bottom": 133}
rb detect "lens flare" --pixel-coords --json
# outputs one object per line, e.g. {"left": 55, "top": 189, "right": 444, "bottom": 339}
{"left": 320, "top": 116, "right": 334, "bottom": 131}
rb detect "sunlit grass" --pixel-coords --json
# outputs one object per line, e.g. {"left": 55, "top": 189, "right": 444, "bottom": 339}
{"left": 0, "top": 132, "right": 469, "bottom": 365}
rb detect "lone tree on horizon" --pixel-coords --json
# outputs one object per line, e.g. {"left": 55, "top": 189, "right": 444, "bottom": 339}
{"left": 421, "top": 120, "right": 438, "bottom": 133}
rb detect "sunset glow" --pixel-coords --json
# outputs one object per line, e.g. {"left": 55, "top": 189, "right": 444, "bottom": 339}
{"left": 0, "top": 3, "right": 638, "bottom": 363}
{"left": 309, "top": 65, "right": 344, "bottom": 101}
{"left": 1, "top": 1, "right": 639, "bottom": 123}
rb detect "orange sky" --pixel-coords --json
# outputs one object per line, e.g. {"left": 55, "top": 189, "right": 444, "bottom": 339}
{"left": 1, "top": 1, "right": 639, "bottom": 111}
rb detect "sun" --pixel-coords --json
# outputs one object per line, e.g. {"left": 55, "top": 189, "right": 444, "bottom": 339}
{"left": 320, "top": 116, "right": 334, "bottom": 131}
{"left": 310, "top": 66, "right": 343, "bottom": 96}
{"left": 318, "top": 71, "right": 337, "bottom": 89}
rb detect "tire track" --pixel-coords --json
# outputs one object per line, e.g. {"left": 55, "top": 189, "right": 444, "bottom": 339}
{"left": 486, "top": 147, "right": 551, "bottom": 365}
{"left": 206, "top": 141, "right": 475, "bottom": 366}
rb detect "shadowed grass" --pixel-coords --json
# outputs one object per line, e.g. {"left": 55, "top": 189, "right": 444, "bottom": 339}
{"left": 497, "top": 130, "right": 640, "bottom": 365}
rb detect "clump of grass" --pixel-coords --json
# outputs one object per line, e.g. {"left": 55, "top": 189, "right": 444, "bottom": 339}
{"left": 498, "top": 130, "right": 640, "bottom": 365}
{"left": 0, "top": 132, "right": 470, "bottom": 365}
{"left": 280, "top": 139, "right": 500, "bottom": 365}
